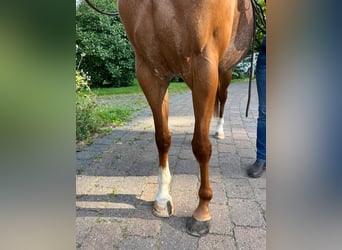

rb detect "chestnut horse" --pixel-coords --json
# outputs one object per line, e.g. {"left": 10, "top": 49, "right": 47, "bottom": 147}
{"left": 117, "top": 0, "right": 253, "bottom": 236}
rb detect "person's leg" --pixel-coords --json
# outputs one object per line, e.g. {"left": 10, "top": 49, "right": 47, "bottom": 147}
{"left": 248, "top": 36, "right": 266, "bottom": 178}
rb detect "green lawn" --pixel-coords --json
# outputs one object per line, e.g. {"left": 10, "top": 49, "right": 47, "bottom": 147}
{"left": 92, "top": 81, "right": 190, "bottom": 96}
{"left": 91, "top": 78, "right": 248, "bottom": 96}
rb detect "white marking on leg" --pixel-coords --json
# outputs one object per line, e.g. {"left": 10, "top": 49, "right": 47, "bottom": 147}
{"left": 215, "top": 118, "right": 225, "bottom": 139}
{"left": 215, "top": 118, "right": 224, "bottom": 134}
{"left": 155, "top": 162, "right": 172, "bottom": 204}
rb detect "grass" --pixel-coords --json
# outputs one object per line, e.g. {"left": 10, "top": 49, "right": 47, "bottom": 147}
{"left": 97, "top": 106, "right": 135, "bottom": 126}
{"left": 92, "top": 81, "right": 190, "bottom": 96}
{"left": 92, "top": 78, "right": 249, "bottom": 96}
{"left": 92, "top": 85, "right": 141, "bottom": 96}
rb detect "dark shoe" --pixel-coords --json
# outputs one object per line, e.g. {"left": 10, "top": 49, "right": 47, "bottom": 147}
{"left": 247, "top": 160, "right": 266, "bottom": 178}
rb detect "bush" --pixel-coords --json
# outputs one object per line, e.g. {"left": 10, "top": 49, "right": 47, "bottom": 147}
{"left": 76, "top": 70, "right": 100, "bottom": 141}
{"left": 76, "top": 69, "right": 137, "bottom": 142}
{"left": 232, "top": 53, "right": 258, "bottom": 79}
{"left": 76, "top": 2, "right": 135, "bottom": 87}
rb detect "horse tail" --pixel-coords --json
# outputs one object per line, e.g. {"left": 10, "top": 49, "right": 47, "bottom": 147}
{"left": 213, "top": 90, "right": 220, "bottom": 118}
{"left": 214, "top": 69, "right": 232, "bottom": 118}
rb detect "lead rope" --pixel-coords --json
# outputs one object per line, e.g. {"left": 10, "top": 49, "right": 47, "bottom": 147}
{"left": 245, "top": 0, "right": 266, "bottom": 117}
{"left": 84, "top": 0, "right": 119, "bottom": 16}
{"left": 245, "top": 34, "right": 255, "bottom": 117}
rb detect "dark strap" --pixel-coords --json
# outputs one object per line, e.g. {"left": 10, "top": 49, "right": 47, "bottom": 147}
{"left": 84, "top": 0, "right": 119, "bottom": 16}
{"left": 245, "top": 34, "right": 255, "bottom": 117}
{"left": 246, "top": 0, "right": 266, "bottom": 117}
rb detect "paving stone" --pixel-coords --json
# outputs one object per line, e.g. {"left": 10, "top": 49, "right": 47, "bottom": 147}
{"left": 234, "top": 227, "right": 266, "bottom": 250}
{"left": 116, "top": 176, "right": 147, "bottom": 196}
{"left": 172, "top": 190, "right": 198, "bottom": 217}
{"left": 210, "top": 182, "right": 227, "bottom": 205}
{"left": 80, "top": 220, "right": 122, "bottom": 250}
{"left": 234, "top": 140, "right": 254, "bottom": 149}
{"left": 220, "top": 164, "right": 242, "bottom": 179}
{"left": 209, "top": 204, "right": 233, "bottom": 235}
{"left": 175, "top": 159, "right": 198, "bottom": 174}
{"left": 76, "top": 217, "right": 95, "bottom": 248}
{"left": 126, "top": 218, "right": 161, "bottom": 237}
{"left": 217, "top": 144, "right": 237, "bottom": 153}
{"left": 198, "top": 234, "right": 236, "bottom": 250}
{"left": 160, "top": 218, "right": 199, "bottom": 250}
{"left": 76, "top": 198, "right": 136, "bottom": 219}
{"left": 209, "top": 153, "right": 220, "bottom": 167}
{"left": 76, "top": 176, "right": 98, "bottom": 195}
{"left": 140, "top": 183, "right": 158, "bottom": 202}
{"left": 77, "top": 150, "right": 98, "bottom": 161}
{"left": 209, "top": 167, "right": 223, "bottom": 183}
{"left": 133, "top": 203, "right": 158, "bottom": 220}
{"left": 224, "top": 178, "right": 254, "bottom": 199}
{"left": 172, "top": 174, "right": 199, "bottom": 191}
{"left": 247, "top": 131, "right": 257, "bottom": 139}
{"left": 229, "top": 199, "right": 265, "bottom": 227}
{"left": 178, "top": 149, "right": 195, "bottom": 160}
{"left": 95, "top": 176, "right": 125, "bottom": 191}
{"left": 232, "top": 133, "right": 249, "bottom": 141}
{"left": 248, "top": 177, "right": 266, "bottom": 189}
{"left": 238, "top": 148, "right": 256, "bottom": 158}
{"left": 118, "top": 236, "right": 157, "bottom": 250}
{"left": 254, "top": 188, "right": 267, "bottom": 202}
{"left": 219, "top": 153, "right": 240, "bottom": 169}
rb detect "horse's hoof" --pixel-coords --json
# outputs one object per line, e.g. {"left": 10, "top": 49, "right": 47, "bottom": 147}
{"left": 152, "top": 200, "right": 174, "bottom": 218}
{"left": 214, "top": 132, "right": 225, "bottom": 139}
{"left": 186, "top": 216, "right": 210, "bottom": 237}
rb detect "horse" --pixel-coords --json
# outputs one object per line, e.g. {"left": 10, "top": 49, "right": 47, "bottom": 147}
{"left": 117, "top": 0, "right": 254, "bottom": 236}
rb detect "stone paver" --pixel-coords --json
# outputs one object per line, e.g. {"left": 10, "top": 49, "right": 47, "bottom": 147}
{"left": 76, "top": 82, "right": 266, "bottom": 249}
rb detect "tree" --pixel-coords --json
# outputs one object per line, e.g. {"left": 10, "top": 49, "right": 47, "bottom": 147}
{"left": 76, "top": 1, "right": 135, "bottom": 87}
{"left": 254, "top": 0, "right": 266, "bottom": 49}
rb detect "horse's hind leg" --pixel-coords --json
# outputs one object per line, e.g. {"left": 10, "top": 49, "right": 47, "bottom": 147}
{"left": 215, "top": 69, "right": 232, "bottom": 139}
{"left": 135, "top": 57, "right": 174, "bottom": 217}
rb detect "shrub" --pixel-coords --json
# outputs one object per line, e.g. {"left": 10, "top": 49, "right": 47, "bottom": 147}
{"left": 76, "top": 70, "right": 100, "bottom": 141}
{"left": 76, "top": 1, "right": 135, "bottom": 87}
{"left": 76, "top": 69, "right": 137, "bottom": 142}
{"left": 232, "top": 53, "right": 258, "bottom": 79}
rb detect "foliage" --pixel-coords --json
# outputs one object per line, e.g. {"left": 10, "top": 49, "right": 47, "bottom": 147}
{"left": 76, "top": 70, "right": 101, "bottom": 141}
{"left": 254, "top": 0, "right": 267, "bottom": 49}
{"left": 76, "top": 69, "right": 141, "bottom": 142}
{"left": 233, "top": 52, "right": 259, "bottom": 79}
{"left": 76, "top": 1, "right": 135, "bottom": 87}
